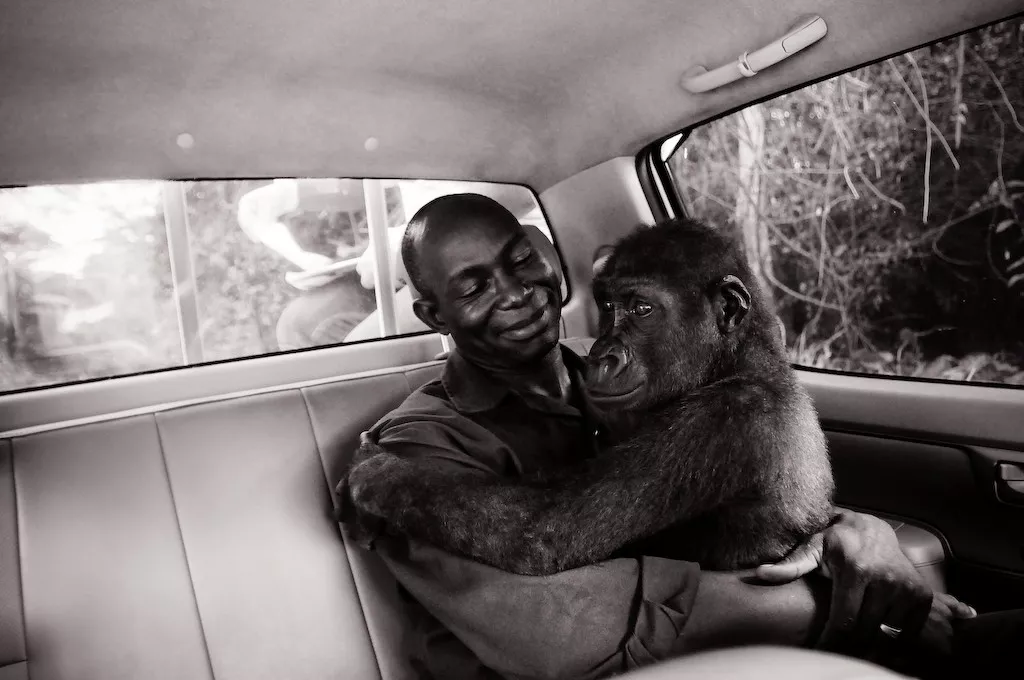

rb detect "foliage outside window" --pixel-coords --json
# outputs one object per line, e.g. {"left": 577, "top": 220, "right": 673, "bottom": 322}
{"left": 0, "top": 179, "right": 553, "bottom": 393}
{"left": 666, "top": 18, "right": 1024, "bottom": 386}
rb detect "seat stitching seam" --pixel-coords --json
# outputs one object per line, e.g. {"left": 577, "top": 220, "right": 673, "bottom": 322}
{"left": 9, "top": 440, "right": 31, "bottom": 679}
{"left": 152, "top": 414, "right": 218, "bottom": 680}
{"left": 299, "top": 388, "right": 385, "bottom": 680}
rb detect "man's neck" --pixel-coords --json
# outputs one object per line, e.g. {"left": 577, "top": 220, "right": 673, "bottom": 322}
{"left": 481, "top": 345, "right": 572, "bottom": 403}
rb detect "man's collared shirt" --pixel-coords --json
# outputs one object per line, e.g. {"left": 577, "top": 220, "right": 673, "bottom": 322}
{"left": 362, "top": 344, "right": 701, "bottom": 680}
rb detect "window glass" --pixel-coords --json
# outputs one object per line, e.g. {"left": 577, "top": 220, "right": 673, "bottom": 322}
{"left": 1, "top": 178, "right": 555, "bottom": 392}
{"left": 664, "top": 17, "right": 1024, "bottom": 386}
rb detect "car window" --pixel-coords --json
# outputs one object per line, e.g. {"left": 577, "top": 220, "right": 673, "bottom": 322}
{"left": 0, "top": 178, "right": 556, "bottom": 393}
{"left": 663, "top": 17, "right": 1024, "bottom": 387}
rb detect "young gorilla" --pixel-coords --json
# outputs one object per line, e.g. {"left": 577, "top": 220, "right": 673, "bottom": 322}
{"left": 346, "top": 218, "right": 835, "bottom": 574}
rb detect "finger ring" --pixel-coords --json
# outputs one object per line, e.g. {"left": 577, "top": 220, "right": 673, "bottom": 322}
{"left": 879, "top": 623, "right": 902, "bottom": 639}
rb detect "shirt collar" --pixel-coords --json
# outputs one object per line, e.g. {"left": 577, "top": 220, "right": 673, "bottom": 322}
{"left": 441, "top": 343, "right": 591, "bottom": 415}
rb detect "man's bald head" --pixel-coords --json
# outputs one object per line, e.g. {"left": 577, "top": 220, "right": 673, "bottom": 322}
{"left": 401, "top": 193, "right": 520, "bottom": 299}
{"left": 402, "top": 192, "right": 563, "bottom": 367}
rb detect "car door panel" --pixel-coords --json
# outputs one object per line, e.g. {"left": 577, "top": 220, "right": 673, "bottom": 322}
{"left": 818, "top": 402, "right": 1024, "bottom": 612}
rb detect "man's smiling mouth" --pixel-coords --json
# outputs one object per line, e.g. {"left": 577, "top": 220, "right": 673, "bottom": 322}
{"left": 501, "top": 306, "right": 551, "bottom": 341}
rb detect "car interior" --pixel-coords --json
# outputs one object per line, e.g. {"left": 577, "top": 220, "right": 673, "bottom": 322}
{"left": 1, "top": 1, "right": 1023, "bottom": 679}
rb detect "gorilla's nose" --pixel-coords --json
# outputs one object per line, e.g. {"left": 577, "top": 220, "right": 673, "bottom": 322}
{"left": 587, "top": 344, "right": 628, "bottom": 385}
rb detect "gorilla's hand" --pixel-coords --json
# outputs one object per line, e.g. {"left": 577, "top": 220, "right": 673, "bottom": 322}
{"left": 335, "top": 433, "right": 403, "bottom": 548}
{"left": 347, "top": 446, "right": 410, "bottom": 519}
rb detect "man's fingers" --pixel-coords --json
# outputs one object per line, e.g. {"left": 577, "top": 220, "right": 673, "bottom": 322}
{"left": 862, "top": 583, "right": 931, "bottom": 664}
{"left": 850, "top": 581, "right": 892, "bottom": 656}
{"left": 874, "top": 583, "right": 931, "bottom": 655}
{"left": 753, "top": 550, "right": 816, "bottom": 583}
{"left": 936, "top": 592, "right": 977, "bottom": 619}
{"left": 754, "top": 535, "right": 823, "bottom": 584}
{"left": 816, "top": 573, "right": 867, "bottom": 652}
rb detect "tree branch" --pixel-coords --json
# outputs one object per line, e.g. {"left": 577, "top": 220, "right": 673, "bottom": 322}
{"left": 969, "top": 46, "right": 1024, "bottom": 134}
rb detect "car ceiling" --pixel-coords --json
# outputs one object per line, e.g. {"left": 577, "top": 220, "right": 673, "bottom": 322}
{"left": 0, "top": 0, "right": 1020, "bottom": 192}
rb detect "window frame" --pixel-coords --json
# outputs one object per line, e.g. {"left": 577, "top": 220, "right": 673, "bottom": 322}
{"left": 636, "top": 11, "right": 1024, "bottom": 391}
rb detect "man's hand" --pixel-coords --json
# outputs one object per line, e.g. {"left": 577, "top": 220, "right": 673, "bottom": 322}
{"left": 813, "top": 510, "right": 932, "bottom": 655}
{"left": 755, "top": 509, "right": 976, "bottom": 660}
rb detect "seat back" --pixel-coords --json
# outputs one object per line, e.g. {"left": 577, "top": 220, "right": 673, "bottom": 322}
{"left": 0, "top": 361, "right": 445, "bottom": 680}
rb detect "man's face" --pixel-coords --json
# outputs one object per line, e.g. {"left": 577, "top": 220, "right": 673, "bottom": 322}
{"left": 419, "top": 215, "right": 562, "bottom": 368}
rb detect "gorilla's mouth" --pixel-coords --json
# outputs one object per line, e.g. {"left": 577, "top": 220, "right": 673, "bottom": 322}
{"left": 586, "top": 382, "right": 644, "bottom": 406}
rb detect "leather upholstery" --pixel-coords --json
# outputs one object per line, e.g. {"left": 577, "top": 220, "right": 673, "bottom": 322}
{"left": 156, "top": 392, "right": 383, "bottom": 680}
{"left": 0, "top": 351, "right": 948, "bottom": 679}
{"left": 0, "top": 441, "right": 25, "bottom": 669}
{"left": 304, "top": 374, "right": 419, "bottom": 680}
{"left": 880, "top": 518, "right": 947, "bottom": 593}
{"left": 0, "top": 662, "right": 28, "bottom": 680}
{"left": 13, "top": 417, "right": 213, "bottom": 680}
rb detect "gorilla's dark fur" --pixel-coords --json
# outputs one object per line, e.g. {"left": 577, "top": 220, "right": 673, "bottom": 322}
{"left": 345, "top": 218, "right": 834, "bottom": 575}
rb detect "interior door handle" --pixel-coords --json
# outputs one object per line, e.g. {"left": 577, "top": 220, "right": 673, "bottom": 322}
{"left": 995, "top": 463, "right": 1024, "bottom": 502}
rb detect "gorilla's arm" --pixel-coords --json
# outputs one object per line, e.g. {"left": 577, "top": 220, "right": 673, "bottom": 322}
{"left": 347, "top": 384, "right": 774, "bottom": 575}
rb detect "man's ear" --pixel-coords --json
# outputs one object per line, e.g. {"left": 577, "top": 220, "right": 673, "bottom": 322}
{"left": 713, "top": 275, "right": 751, "bottom": 335}
{"left": 412, "top": 297, "right": 449, "bottom": 335}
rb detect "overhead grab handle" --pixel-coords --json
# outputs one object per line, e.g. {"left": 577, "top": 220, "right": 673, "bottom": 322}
{"left": 680, "top": 15, "right": 828, "bottom": 94}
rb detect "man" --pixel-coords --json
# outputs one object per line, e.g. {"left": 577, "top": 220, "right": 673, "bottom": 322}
{"left": 338, "top": 193, "right": 976, "bottom": 679}
{"left": 236, "top": 178, "right": 383, "bottom": 350}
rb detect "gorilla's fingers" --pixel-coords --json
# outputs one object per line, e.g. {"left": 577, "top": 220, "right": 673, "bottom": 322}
{"left": 351, "top": 434, "right": 385, "bottom": 467}
{"left": 754, "top": 533, "right": 823, "bottom": 584}
{"left": 348, "top": 452, "right": 403, "bottom": 517}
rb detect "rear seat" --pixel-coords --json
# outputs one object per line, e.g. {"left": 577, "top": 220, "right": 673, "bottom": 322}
{"left": 0, "top": 363, "right": 440, "bottom": 680}
{"left": 0, "top": 341, "right": 944, "bottom": 680}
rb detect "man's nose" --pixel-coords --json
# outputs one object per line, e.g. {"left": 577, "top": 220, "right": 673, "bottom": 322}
{"left": 494, "top": 270, "right": 533, "bottom": 308}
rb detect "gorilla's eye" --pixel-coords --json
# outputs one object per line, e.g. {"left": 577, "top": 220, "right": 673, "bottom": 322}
{"left": 600, "top": 300, "right": 614, "bottom": 312}
{"left": 631, "top": 302, "right": 653, "bottom": 317}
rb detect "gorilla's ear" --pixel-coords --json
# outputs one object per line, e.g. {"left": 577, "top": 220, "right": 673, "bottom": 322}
{"left": 592, "top": 245, "right": 615, "bottom": 277}
{"left": 713, "top": 275, "right": 751, "bottom": 335}
{"left": 412, "top": 297, "right": 449, "bottom": 336}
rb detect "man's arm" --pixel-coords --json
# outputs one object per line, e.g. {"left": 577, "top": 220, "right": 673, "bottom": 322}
{"left": 359, "top": 520, "right": 826, "bottom": 680}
